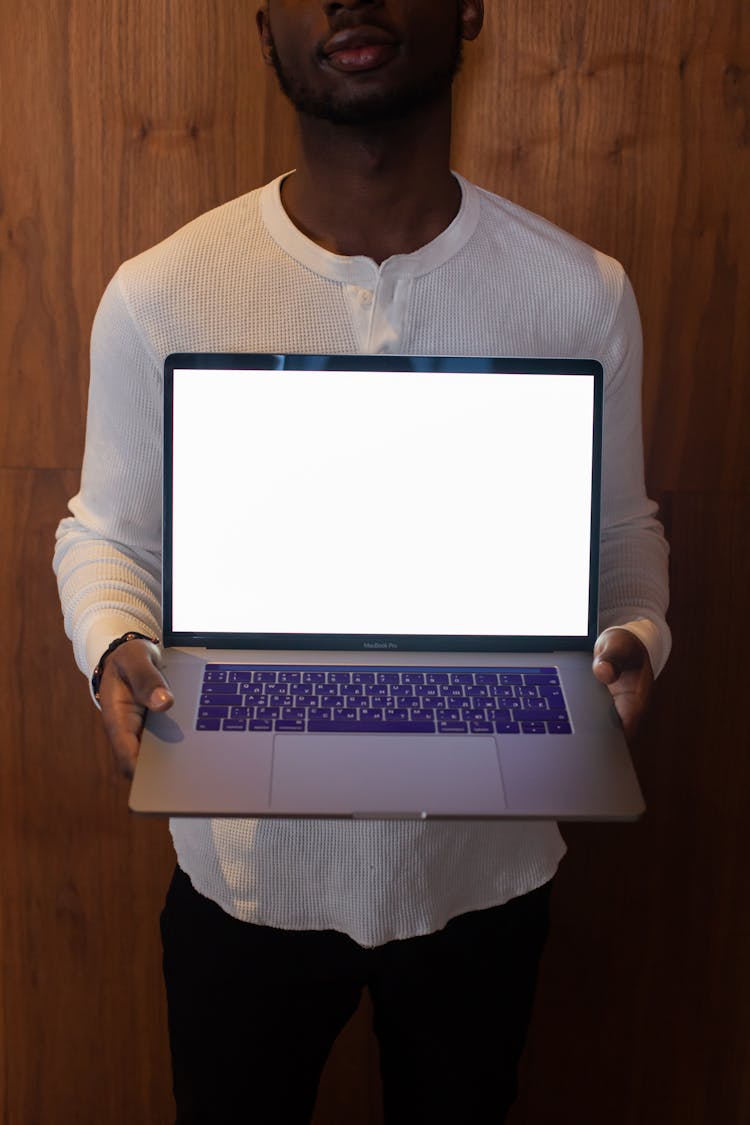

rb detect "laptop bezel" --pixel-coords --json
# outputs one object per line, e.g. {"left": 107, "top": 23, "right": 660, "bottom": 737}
{"left": 162, "top": 353, "right": 604, "bottom": 654}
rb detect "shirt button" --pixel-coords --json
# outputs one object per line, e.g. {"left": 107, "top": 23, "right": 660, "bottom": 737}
{"left": 358, "top": 289, "right": 373, "bottom": 306}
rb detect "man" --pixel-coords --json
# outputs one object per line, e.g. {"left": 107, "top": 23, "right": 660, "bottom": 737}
{"left": 54, "top": 1, "right": 670, "bottom": 1121}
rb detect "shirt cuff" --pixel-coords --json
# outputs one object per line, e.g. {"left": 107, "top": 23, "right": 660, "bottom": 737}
{"left": 597, "top": 617, "right": 671, "bottom": 678}
{"left": 83, "top": 614, "right": 161, "bottom": 707}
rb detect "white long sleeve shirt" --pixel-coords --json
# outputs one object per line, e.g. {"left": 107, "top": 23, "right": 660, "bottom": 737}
{"left": 54, "top": 173, "right": 670, "bottom": 946}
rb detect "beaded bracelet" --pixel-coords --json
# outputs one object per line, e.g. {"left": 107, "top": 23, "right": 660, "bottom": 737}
{"left": 91, "top": 631, "right": 160, "bottom": 701}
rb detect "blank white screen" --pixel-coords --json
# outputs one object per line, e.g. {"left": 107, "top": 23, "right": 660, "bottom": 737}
{"left": 170, "top": 367, "right": 595, "bottom": 637}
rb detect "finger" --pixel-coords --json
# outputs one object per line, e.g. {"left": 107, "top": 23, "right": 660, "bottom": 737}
{"left": 99, "top": 675, "right": 149, "bottom": 778}
{"left": 599, "top": 664, "right": 653, "bottom": 741}
{"left": 101, "top": 698, "right": 144, "bottom": 778}
{"left": 611, "top": 688, "right": 640, "bottom": 741}
{"left": 607, "top": 673, "right": 651, "bottom": 740}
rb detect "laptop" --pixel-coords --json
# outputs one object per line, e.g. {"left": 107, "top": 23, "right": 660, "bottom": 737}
{"left": 129, "top": 353, "right": 645, "bottom": 821}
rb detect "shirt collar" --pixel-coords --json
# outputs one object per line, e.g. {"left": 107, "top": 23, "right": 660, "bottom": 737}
{"left": 260, "top": 171, "right": 481, "bottom": 286}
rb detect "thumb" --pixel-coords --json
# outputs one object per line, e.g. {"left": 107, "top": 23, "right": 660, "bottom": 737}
{"left": 592, "top": 627, "right": 648, "bottom": 685}
{"left": 146, "top": 682, "right": 174, "bottom": 711}
{"left": 109, "top": 640, "right": 175, "bottom": 710}
{"left": 132, "top": 665, "right": 174, "bottom": 711}
{"left": 592, "top": 654, "right": 618, "bottom": 685}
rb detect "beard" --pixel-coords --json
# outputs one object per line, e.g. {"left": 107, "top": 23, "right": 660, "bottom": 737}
{"left": 266, "top": 23, "right": 464, "bottom": 127}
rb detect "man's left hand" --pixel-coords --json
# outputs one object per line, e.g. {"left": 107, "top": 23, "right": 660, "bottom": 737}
{"left": 592, "top": 627, "right": 654, "bottom": 740}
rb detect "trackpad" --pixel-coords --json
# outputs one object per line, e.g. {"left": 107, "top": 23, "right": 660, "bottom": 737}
{"left": 271, "top": 734, "right": 506, "bottom": 817}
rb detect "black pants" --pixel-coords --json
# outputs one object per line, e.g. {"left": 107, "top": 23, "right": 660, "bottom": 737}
{"left": 160, "top": 865, "right": 552, "bottom": 1124}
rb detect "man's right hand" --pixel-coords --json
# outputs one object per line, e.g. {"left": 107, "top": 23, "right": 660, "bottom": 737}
{"left": 98, "top": 638, "right": 174, "bottom": 779}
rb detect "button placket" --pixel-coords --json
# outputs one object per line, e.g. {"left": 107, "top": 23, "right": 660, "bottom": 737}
{"left": 344, "top": 283, "right": 377, "bottom": 349}
{"left": 366, "top": 273, "right": 413, "bottom": 354}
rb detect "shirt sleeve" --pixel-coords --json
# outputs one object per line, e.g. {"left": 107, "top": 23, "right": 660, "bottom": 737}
{"left": 53, "top": 271, "right": 164, "bottom": 681}
{"left": 597, "top": 269, "right": 671, "bottom": 676}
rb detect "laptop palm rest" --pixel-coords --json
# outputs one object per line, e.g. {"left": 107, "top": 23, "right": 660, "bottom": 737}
{"left": 270, "top": 734, "right": 506, "bottom": 817}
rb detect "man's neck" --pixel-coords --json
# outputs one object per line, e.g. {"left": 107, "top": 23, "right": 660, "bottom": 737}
{"left": 280, "top": 99, "right": 460, "bottom": 265}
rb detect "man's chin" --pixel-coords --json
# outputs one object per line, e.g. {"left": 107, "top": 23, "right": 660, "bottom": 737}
{"left": 298, "top": 94, "right": 423, "bottom": 129}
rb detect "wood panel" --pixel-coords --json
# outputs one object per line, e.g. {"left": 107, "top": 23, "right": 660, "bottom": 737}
{"left": 0, "top": 0, "right": 748, "bottom": 1122}
{"left": 0, "top": 3, "right": 85, "bottom": 469}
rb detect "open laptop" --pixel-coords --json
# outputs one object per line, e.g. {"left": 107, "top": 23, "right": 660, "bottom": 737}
{"left": 129, "top": 353, "right": 645, "bottom": 821}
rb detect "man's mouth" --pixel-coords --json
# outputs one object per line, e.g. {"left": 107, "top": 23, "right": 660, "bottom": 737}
{"left": 321, "top": 28, "right": 399, "bottom": 73}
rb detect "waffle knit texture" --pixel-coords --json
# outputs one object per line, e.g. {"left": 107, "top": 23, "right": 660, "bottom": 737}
{"left": 54, "top": 174, "right": 670, "bottom": 947}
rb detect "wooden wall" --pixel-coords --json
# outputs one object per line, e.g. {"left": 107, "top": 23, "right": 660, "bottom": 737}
{"left": 1, "top": 1, "right": 747, "bottom": 1122}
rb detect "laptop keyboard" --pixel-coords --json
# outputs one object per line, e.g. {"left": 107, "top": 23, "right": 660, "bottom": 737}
{"left": 195, "top": 665, "right": 572, "bottom": 735}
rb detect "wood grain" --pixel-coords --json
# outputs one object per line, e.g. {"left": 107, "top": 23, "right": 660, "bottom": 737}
{"left": 0, "top": 0, "right": 748, "bottom": 1122}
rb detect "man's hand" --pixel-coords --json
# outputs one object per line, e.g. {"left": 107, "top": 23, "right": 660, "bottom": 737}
{"left": 98, "top": 639, "right": 174, "bottom": 778}
{"left": 592, "top": 627, "right": 654, "bottom": 741}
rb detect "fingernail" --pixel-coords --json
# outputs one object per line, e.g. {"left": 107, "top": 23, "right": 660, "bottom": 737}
{"left": 149, "top": 688, "right": 172, "bottom": 708}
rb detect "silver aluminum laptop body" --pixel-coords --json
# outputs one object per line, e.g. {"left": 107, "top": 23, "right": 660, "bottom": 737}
{"left": 130, "top": 354, "right": 645, "bottom": 821}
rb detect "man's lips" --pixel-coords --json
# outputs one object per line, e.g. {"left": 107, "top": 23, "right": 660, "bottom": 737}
{"left": 322, "top": 28, "right": 399, "bottom": 73}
